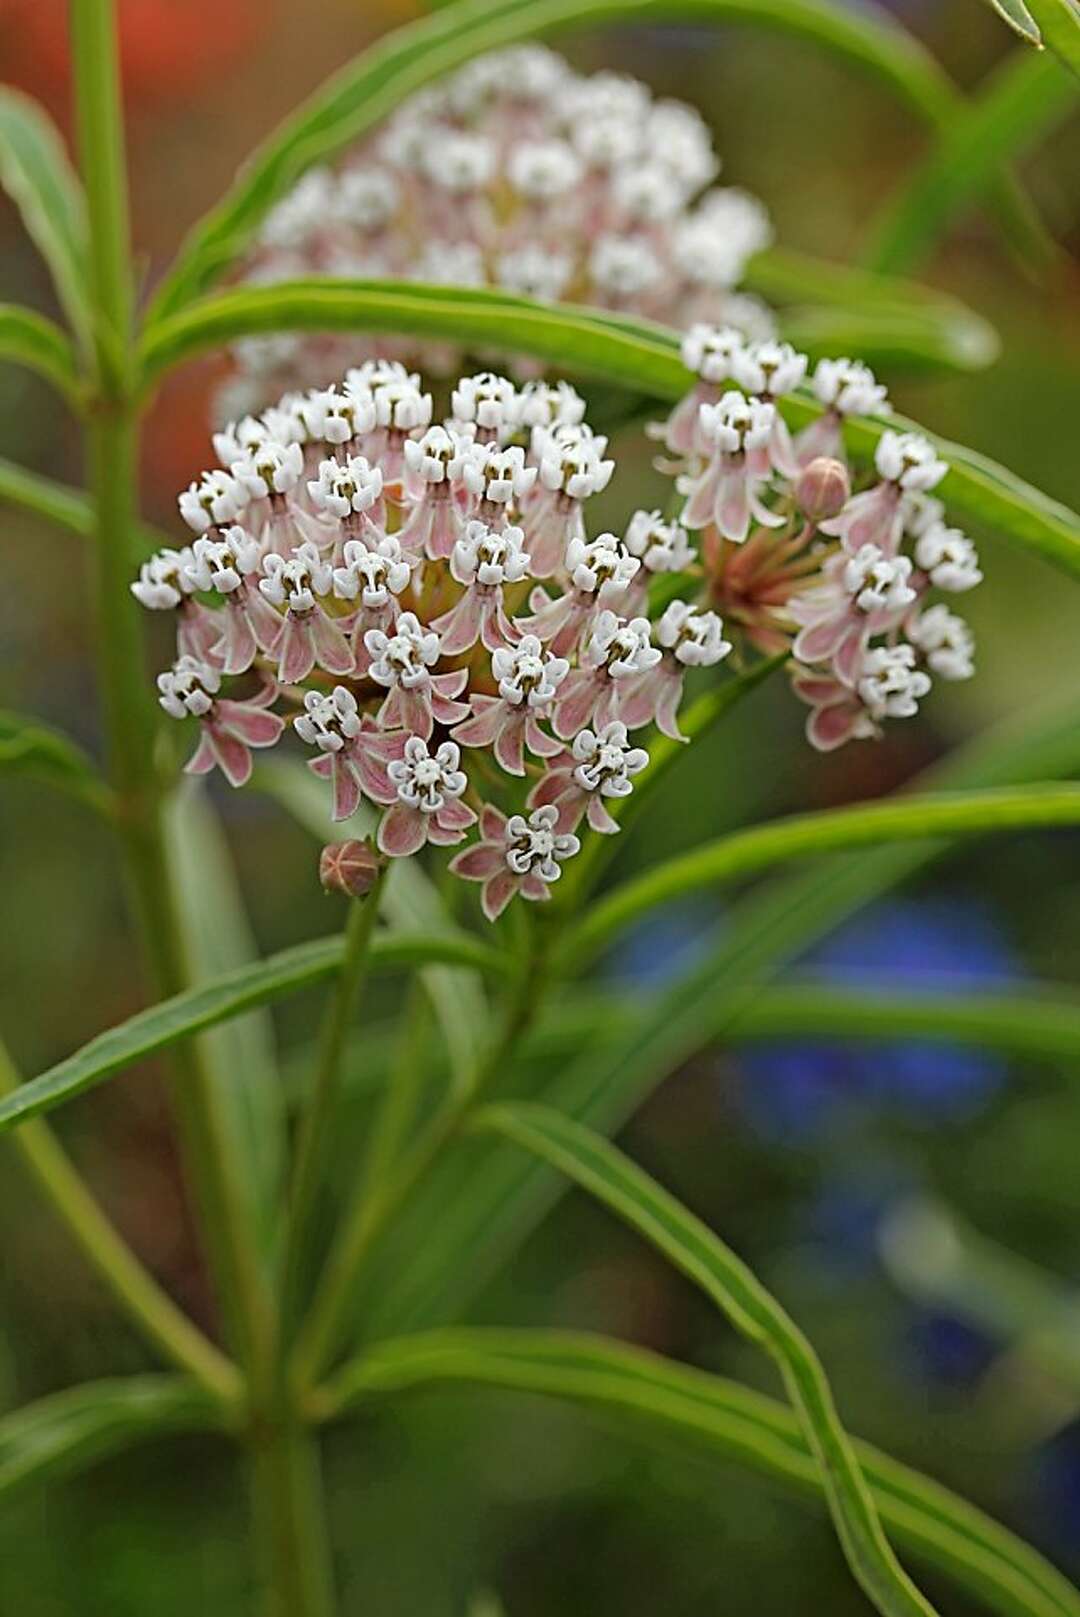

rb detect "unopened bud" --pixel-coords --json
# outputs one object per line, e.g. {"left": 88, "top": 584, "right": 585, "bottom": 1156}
{"left": 319, "top": 838, "right": 383, "bottom": 899}
{"left": 796, "top": 456, "right": 850, "bottom": 524}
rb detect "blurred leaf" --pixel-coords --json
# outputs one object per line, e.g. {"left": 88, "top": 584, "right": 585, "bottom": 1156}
{"left": 326, "top": 1327, "right": 1080, "bottom": 1617}
{"left": 0, "top": 454, "right": 169, "bottom": 552}
{"left": 0, "top": 304, "right": 83, "bottom": 405}
{"left": 864, "top": 51, "right": 1076, "bottom": 273}
{"left": 476, "top": 1105, "right": 939, "bottom": 1617}
{"left": 0, "top": 930, "right": 506, "bottom": 1135}
{"left": 255, "top": 758, "right": 489, "bottom": 1091}
{"left": 1028, "top": 0, "right": 1080, "bottom": 77}
{"left": 0, "top": 89, "right": 91, "bottom": 354}
{"left": 360, "top": 693, "right": 1080, "bottom": 1340}
{"left": 0, "top": 1376, "right": 220, "bottom": 1498}
{"left": 137, "top": 283, "right": 1080, "bottom": 585}
{"left": 145, "top": 0, "right": 997, "bottom": 323}
{"left": 981, "top": 0, "right": 1043, "bottom": 41}
{"left": 0, "top": 710, "right": 110, "bottom": 814}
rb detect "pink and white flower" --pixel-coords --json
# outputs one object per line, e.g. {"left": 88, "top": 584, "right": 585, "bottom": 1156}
{"left": 377, "top": 737, "right": 476, "bottom": 857}
{"left": 364, "top": 612, "right": 469, "bottom": 738}
{"left": 795, "top": 357, "right": 888, "bottom": 465}
{"left": 681, "top": 391, "right": 782, "bottom": 543}
{"left": 821, "top": 431, "right": 947, "bottom": 557}
{"left": 331, "top": 534, "right": 414, "bottom": 670}
{"left": 294, "top": 685, "right": 408, "bottom": 820}
{"left": 157, "top": 657, "right": 284, "bottom": 787}
{"left": 451, "top": 635, "right": 567, "bottom": 774}
{"left": 431, "top": 521, "right": 531, "bottom": 654}
{"left": 618, "top": 599, "right": 731, "bottom": 737}
{"left": 552, "top": 610, "right": 660, "bottom": 738}
{"left": 529, "top": 721, "right": 649, "bottom": 833}
{"left": 184, "top": 526, "right": 286, "bottom": 674}
{"left": 791, "top": 544, "right": 916, "bottom": 686}
{"left": 449, "top": 803, "right": 580, "bottom": 920}
{"left": 525, "top": 424, "right": 615, "bottom": 576}
{"left": 731, "top": 339, "right": 808, "bottom": 476}
{"left": 131, "top": 545, "right": 224, "bottom": 665}
{"left": 906, "top": 605, "right": 975, "bottom": 680}
{"left": 259, "top": 542, "right": 354, "bottom": 683}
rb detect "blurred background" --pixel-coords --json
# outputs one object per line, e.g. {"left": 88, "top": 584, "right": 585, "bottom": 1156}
{"left": 2, "top": 1, "right": 1080, "bottom": 1612}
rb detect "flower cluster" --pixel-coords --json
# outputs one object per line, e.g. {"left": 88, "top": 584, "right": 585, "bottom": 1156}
{"left": 653, "top": 327, "right": 981, "bottom": 750}
{"left": 219, "top": 46, "right": 775, "bottom": 416}
{"left": 136, "top": 362, "right": 733, "bottom": 919}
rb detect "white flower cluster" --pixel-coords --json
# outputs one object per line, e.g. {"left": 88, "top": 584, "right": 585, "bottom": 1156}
{"left": 134, "top": 362, "right": 733, "bottom": 919}
{"left": 220, "top": 46, "right": 775, "bottom": 415}
{"left": 656, "top": 323, "right": 982, "bottom": 751}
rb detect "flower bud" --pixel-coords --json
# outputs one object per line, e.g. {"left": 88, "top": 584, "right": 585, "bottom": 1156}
{"left": 319, "top": 839, "right": 383, "bottom": 899}
{"left": 796, "top": 456, "right": 850, "bottom": 524}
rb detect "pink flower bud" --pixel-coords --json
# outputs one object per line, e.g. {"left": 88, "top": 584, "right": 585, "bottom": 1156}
{"left": 319, "top": 839, "right": 383, "bottom": 899}
{"left": 796, "top": 456, "right": 850, "bottom": 523}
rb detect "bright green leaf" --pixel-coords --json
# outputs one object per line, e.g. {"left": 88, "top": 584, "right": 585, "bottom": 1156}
{"left": 982, "top": 0, "right": 1044, "bottom": 42}
{"left": 1027, "top": 0, "right": 1080, "bottom": 78}
{"left": 324, "top": 1327, "right": 1080, "bottom": 1617}
{"left": 476, "top": 1105, "right": 939, "bottom": 1617}
{"left": 0, "top": 89, "right": 91, "bottom": 354}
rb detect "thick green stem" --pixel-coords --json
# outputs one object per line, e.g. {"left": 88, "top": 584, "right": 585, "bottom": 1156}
{"left": 284, "top": 878, "right": 384, "bottom": 1326}
{"left": 0, "top": 1036, "right": 240, "bottom": 1406}
{"left": 249, "top": 1417, "right": 336, "bottom": 1617}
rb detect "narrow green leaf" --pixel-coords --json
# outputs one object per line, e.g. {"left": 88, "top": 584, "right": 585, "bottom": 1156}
{"left": 0, "top": 89, "right": 91, "bottom": 354}
{"left": 864, "top": 51, "right": 1075, "bottom": 274}
{"left": 1027, "top": 0, "right": 1080, "bottom": 78}
{"left": 323, "top": 1327, "right": 1080, "bottom": 1617}
{"left": 477, "top": 1105, "right": 939, "bottom": 1617}
{"left": 0, "top": 710, "right": 111, "bottom": 814}
{"left": 564, "top": 783, "right": 1080, "bottom": 967}
{"left": 360, "top": 692, "right": 1080, "bottom": 1342}
{"left": 982, "top": 0, "right": 1044, "bottom": 42}
{"left": 0, "top": 303, "right": 83, "bottom": 404}
{"left": 136, "top": 283, "right": 1080, "bottom": 584}
{"left": 0, "top": 454, "right": 168, "bottom": 553}
{"left": 0, "top": 931, "right": 508, "bottom": 1135}
{"left": 0, "top": 1376, "right": 221, "bottom": 1498}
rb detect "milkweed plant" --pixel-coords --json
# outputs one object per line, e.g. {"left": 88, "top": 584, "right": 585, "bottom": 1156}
{"left": 2, "top": 3, "right": 1080, "bottom": 1616}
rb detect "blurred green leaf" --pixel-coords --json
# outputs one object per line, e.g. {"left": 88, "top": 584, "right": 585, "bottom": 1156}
{"left": 0, "top": 88, "right": 91, "bottom": 354}
{"left": 981, "top": 0, "right": 1043, "bottom": 41}
{"left": 864, "top": 51, "right": 1076, "bottom": 274}
{"left": 146, "top": 0, "right": 1002, "bottom": 323}
{"left": 0, "top": 303, "right": 83, "bottom": 405}
{"left": 0, "top": 710, "right": 110, "bottom": 814}
{"left": 137, "top": 283, "right": 1080, "bottom": 585}
{"left": 0, "top": 931, "right": 507, "bottom": 1135}
{"left": 0, "top": 1377, "right": 221, "bottom": 1499}
{"left": 476, "top": 1105, "right": 939, "bottom": 1617}
{"left": 0, "top": 454, "right": 169, "bottom": 552}
{"left": 563, "top": 783, "right": 1080, "bottom": 966}
{"left": 326, "top": 1327, "right": 1080, "bottom": 1617}
{"left": 1027, "top": 0, "right": 1080, "bottom": 78}
{"left": 360, "top": 693, "right": 1080, "bottom": 1341}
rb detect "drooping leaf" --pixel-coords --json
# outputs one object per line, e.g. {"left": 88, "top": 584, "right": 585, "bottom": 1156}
{"left": 1027, "top": 0, "right": 1080, "bottom": 78}
{"left": 864, "top": 50, "right": 1076, "bottom": 273}
{"left": 0, "top": 931, "right": 507, "bottom": 1135}
{"left": 0, "top": 1376, "right": 220, "bottom": 1499}
{"left": 562, "top": 782, "right": 1080, "bottom": 967}
{"left": 0, "top": 89, "right": 91, "bottom": 353}
{"left": 0, "top": 454, "right": 169, "bottom": 554}
{"left": 324, "top": 1327, "right": 1080, "bottom": 1617}
{"left": 980, "top": 0, "right": 1044, "bottom": 42}
{"left": 0, "top": 710, "right": 110, "bottom": 814}
{"left": 0, "top": 303, "right": 83, "bottom": 405}
{"left": 136, "top": 283, "right": 1080, "bottom": 585}
{"left": 476, "top": 1105, "right": 939, "bottom": 1617}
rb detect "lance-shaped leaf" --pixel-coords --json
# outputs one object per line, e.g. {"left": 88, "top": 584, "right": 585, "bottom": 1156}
{"left": 0, "top": 1377, "right": 221, "bottom": 1499}
{"left": 981, "top": 0, "right": 1044, "bottom": 41}
{"left": 136, "top": 283, "right": 1080, "bottom": 585}
{"left": 0, "top": 931, "right": 508, "bottom": 1134}
{"left": 0, "top": 303, "right": 83, "bottom": 405}
{"left": 1028, "top": 0, "right": 1080, "bottom": 79}
{"left": 323, "top": 1327, "right": 1080, "bottom": 1617}
{"left": 476, "top": 1105, "right": 939, "bottom": 1617}
{"left": 0, "top": 710, "right": 111, "bottom": 814}
{"left": 0, "top": 89, "right": 91, "bottom": 353}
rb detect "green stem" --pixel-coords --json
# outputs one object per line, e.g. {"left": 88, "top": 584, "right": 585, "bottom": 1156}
{"left": 284, "top": 877, "right": 384, "bottom": 1326}
{"left": 249, "top": 1417, "right": 336, "bottom": 1617}
{"left": 0, "top": 1035, "right": 240, "bottom": 1407}
{"left": 359, "top": 981, "right": 431, "bottom": 1209}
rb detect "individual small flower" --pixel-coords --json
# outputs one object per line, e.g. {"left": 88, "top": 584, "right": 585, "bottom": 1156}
{"left": 907, "top": 605, "right": 975, "bottom": 680}
{"left": 185, "top": 526, "right": 285, "bottom": 674}
{"left": 158, "top": 657, "right": 283, "bottom": 787}
{"left": 731, "top": 339, "right": 808, "bottom": 476}
{"left": 527, "top": 424, "right": 615, "bottom": 576}
{"left": 331, "top": 534, "right": 414, "bottom": 669}
{"left": 552, "top": 610, "right": 660, "bottom": 737}
{"left": 660, "top": 324, "right": 747, "bottom": 455}
{"left": 451, "top": 635, "right": 568, "bottom": 774}
{"left": 369, "top": 376, "right": 434, "bottom": 477}
{"left": 859, "top": 642, "right": 931, "bottom": 721}
{"left": 294, "top": 685, "right": 407, "bottom": 819}
{"left": 449, "top": 803, "right": 580, "bottom": 920}
{"left": 213, "top": 414, "right": 270, "bottom": 468}
{"left": 231, "top": 439, "right": 305, "bottom": 501}
{"left": 179, "top": 469, "right": 249, "bottom": 534}
{"left": 378, "top": 737, "right": 476, "bottom": 857}
{"left": 131, "top": 545, "right": 224, "bottom": 664}
{"left": 521, "top": 534, "right": 639, "bottom": 655}
{"left": 450, "top": 372, "right": 519, "bottom": 442}
{"left": 791, "top": 545, "right": 916, "bottom": 685}
{"left": 529, "top": 721, "right": 649, "bottom": 833}
{"left": 914, "top": 522, "right": 982, "bottom": 592}
{"left": 460, "top": 443, "right": 538, "bottom": 522}
{"left": 399, "top": 424, "right": 475, "bottom": 559}
{"left": 431, "top": 521, "right": 531, "bottom": 654}
{"left": 423, "top": 129, "right": 496, "bottom": 193}
{"left": 364, "top": 612, "right": 469, "bottom": 738}
{"left": 304, "top": 385, "right": 378, "bottom": 448}
{"left": 682, "top": 391, "right": 782, "bottom": 543}
{"left": 820, "top": 432, "right": 948, "bottom": 557}
{"left": 791, "top": 667, "right": 878, "bottom": 753}
{"left": 494, "top": 245, "right": 574, "bottom": 302}
{"left": 622, "top": 509, "right": 695, "bottom": 607}
{"left": 307, "top": 455, "right": 386, "bottom": 532}
{"left": 319, "top": 837, "right": 384, "bottom": 898}
{"left": 619, "top": 599, "right": 732, "bottom": 738}
{"left": 506, "top": 138, "right": 584, "bottom": 201}
{"left": 796, "top": 357, "right": 888, "bottom": 465}
{"left": 514, "top": 379, "right": 586, "bottom": 434}
{"left": 587, "top": 234, "right": 663, "bottom": 303}
{"left": 259, "top": 542, "right": 354, "bottom": 683}
{"left": 337, "top": 167, "right": 399, "bottom": 232}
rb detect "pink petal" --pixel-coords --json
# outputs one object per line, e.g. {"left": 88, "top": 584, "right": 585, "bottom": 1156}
{"left": 184, "top": 731, "right": 217, "bottom": 777}
{"left": 220, "top": 605, "right": 257, "bottom": 675}
{"left": 481, "top": 869, "right": 519, "bottom": 921}
{"left": 437, "top": 797, "right": 477, "bottom": 831}
{"left": 432, "top": 668, "right": 469, "bottom": 700}
{"left": 681, "top": 463, "right": 720, "bottom": 530}
{"left": 246, "top": 589, "right": 285, "bottom": 654}
{"left": 493, "top": 715, "right": 526, "bottom": 776}
{"left": 277, "top": 618, "right": 315, "bottom": 684}
{"left": 216, "top": 701, "right": 285, "bottom": 748}
{"left": 792, "top": 611, "right": 852, "bottom": 666}
{"left": 331, "top": 758, "right": 362, "bottom": 822}
{"left": 808, "top": 702, "right": 863, "bottom": 752}
{"left": 311, "top": 609, "right": 355, "bottom": 675}
{"left": 377, "top": 801, "right": 428, "bottom": 858}
{"left": 832, "top": 623, "right": 868, "bottom": 688}
{"left": 431, "top": 589, "right": 485, "bottom": 655}
{"left": 452, "top": 697, "right": 503, "bottom": 748}
{"left": 586, "top": 795, "right": 621, "bottom": 834}
{"left": 653, "top": 671, "right": 687, "bottom": 742}
{"left": 450, "top": 842, "right": 507, "bottom": 881}
{"left": 526, "top": 717, "right": 563, "bottom": 759}
{"left": 206, "top": 725, "right": 253, "bottom": 788}
{"left": 715, "top": 468, "right": 751, "bottom": 544}
{"left": 520, "top": 873, "right": 552, "bottom": 903}
{"left": 480, "top": 804, "right": 507, "bottom": 843}
{"left": 552, "top": 671, "right": 600, "bottom": 740}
